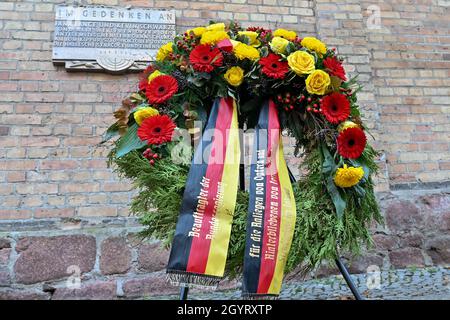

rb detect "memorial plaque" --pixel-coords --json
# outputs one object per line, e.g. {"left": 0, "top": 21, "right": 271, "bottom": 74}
{"left": 52, "top": 5, "right": 176, "bottom": 73}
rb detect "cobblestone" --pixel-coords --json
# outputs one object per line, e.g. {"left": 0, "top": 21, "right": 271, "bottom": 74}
{"left": 152, "top": 267, "right": 450, "bottom": 300}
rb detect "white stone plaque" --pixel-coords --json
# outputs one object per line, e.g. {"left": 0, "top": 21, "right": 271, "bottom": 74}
{"left": 52, "top": 5, "right": 176, "bottom": 73}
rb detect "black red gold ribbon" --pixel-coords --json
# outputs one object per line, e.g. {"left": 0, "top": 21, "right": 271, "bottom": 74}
{"left": 167, "top": 98, "right": 296, "bottom": 298}
{"left": 167, "top": 97, "right": 240, "bottom": 287}
{"left": 241, "top": 99, "right": 296, "bottom": 298}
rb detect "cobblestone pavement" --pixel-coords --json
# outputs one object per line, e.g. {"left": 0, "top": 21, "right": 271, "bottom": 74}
{"left": 153, "top": 267, "right": 450, "bottom": 300}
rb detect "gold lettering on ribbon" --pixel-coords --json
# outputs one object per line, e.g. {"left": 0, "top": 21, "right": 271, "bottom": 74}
{"left": 188, "top": 176, "right": 210, "bottom": 238}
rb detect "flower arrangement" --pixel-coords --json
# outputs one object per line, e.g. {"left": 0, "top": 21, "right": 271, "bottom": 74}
{"left": 105, "top": 21, "right": 381, "bottom": 275}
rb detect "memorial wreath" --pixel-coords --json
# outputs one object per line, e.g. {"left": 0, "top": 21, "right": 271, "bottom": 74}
{"left": 104, "top": 22, "right": 381, "bottom": 298}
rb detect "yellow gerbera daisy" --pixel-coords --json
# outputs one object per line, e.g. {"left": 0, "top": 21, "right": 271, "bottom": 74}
{"left": 334, "top": 164, "right": 364, "bottom": 188}
{"left": 206, "top": 23, "right": 225, "bottom": 32}
{"left": 301, "top": 37, "right": 327, "bottom": 56}
{"left": 148, "top": 70, "right": 163, "bottom": 83}
{"left": 234, "top": 42, "right": 260, "bottom": 61}
{"left": 187, "top": 27, "right": 207, "bottom": 37}
{"left": 200, "top": 31, "right": 230, "bottom": 45}
{"left": 273, "top": 28, "right": 297, "bottom": 41}
{"left": 134, "top": 107, "right": 159, "bottom": 126}
{"left": 156, "top": 42, "right": 173, "bottom": 61}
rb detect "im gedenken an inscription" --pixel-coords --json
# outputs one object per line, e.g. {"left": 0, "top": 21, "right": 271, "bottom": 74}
{"left": 52, "top": 6, "right": 176, "bottom": 73}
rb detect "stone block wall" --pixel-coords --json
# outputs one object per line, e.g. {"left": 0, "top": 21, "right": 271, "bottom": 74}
{"left": 0, "top": 0, "right": 448, "bottom": 299}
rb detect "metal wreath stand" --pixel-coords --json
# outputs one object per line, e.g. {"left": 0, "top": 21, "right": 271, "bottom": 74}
{"left": 178, "top": 134, "right": 364, "bottom": 301}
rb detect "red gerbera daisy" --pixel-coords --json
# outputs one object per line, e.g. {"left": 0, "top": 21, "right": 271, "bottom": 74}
{"left": 259, "top": 53, "right": 289, "bottom": 79}
{"left": 337, "top": 127, "right": 367, "bottom": 159}
{"left": 321, "top": 92, "right": 350, "bottom": 124}
{"left": 137, "top": 114, "right": 176, "bottom": 145}
{"left": 145, "top": 75, "right": 178, "bottom": 104}
{"left": 189, "top": 44, "right": 224, "bottom": 73}
{"left": 323, "top": 57, "right": 347, "bottom": 81}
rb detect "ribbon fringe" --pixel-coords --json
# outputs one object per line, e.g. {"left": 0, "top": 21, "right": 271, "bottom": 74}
{"left": 166, "top": 270, "right": 221, "bottom": 290}
{"left": 241, "top": 293, "right": 279, "bottom": 300}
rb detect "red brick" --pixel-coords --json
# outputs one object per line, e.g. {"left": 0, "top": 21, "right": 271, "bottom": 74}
{"left": 63, "top": 137, "right": 101, "bottom": 146}
{"left": 0, "top": 126, "right": 9, "bottom": 136}
{"left": 0, "top": 82, "right": 18, "bottom": 91}
{"left": 10, "top": 71, "right": 47, "bottom": 81}
{"left": 40, "top": 160, "right": 78, "bottom": 170}
{"left": 60, "top": 183, "right": 100, "bottom": 193}
{"left": 103, "top": 182, "right": 132, "bottom": 192}
{"left": 6, "top": 171, "right": 26, "bottom": 182}
{"left": 24, "top": 93, "right": 64, "bottom": 102}
{"left": 34, "top": 208, "right": 75, "bottom": 219}
{"left": 0, "top": 160, "right": 36, "bottom": 170}
{"left": 65, "top": 93, "right": 102, "bottom": 103}
{"left": 0, "top": 137, "right": 17, "bottom": 147}
{"left": 77, "top": 206, "right": 117, "bottom": 217}
{"left": 0, "top": 210, "right": 32, "bottom": 220}
{"left": 16, "top": 183, "right": 58, "bottom": 195}
{"left": 20, "top": 137, "right": 60, "bottom": 147}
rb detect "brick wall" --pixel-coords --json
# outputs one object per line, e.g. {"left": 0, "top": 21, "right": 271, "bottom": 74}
{"left": 0, "top": 0, "right": 449, "bottom": 299}
{"left": 362, "top": 0, "right": 450, "bottom": 188}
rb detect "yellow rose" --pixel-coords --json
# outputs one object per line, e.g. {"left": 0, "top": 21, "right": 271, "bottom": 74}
{"left": 305, "top": 70, "right": 331, "bottom": 95}
{"left": 224, "top": 66, "right": 244, "bottom": 87}
{"left": 233, "top": 42, "right": 260, "bottom": 61}
{"left": 238, "top": 31, "right": 261, "bottom": 47}
{"left": 338, "top": 121, "right": 359, "bottom": 132}
{"left": 301, "top": 37, "right": 327, "bottom": 56}
{"left": 334, "top": 164, "right": 364, "bottom": 188}
{"left": 206, "top": 23, "right": 225, "bottom": 32}
{"left": 148, "top": 70, "right": 163, "bottom": 83}
{"left": 189, "top": 27, "right": 207, "bottom": 36}
{"left": 134, "top": 107, "right": 159, "bottom": 125}
{"left": 287, "top": 51, "right": 316, "bottom": 75}
{"left": 269, "top": 36, "right": 290, "bottom": 54}
{"left": 200, "top": 31, "right": 230, "bottom": 45}
{"left": 273, "top": 28, "right": 297, "bottom": 41}
{"left": 156, "top": 42, "right": 173, "bottom": 61}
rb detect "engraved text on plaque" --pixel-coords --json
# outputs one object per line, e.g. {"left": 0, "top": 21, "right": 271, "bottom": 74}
{"left": 52, "top": 6, "right": 176, "bottom": 73}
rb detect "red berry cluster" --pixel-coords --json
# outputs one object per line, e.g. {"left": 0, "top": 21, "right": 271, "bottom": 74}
{"left": 169, "top": 33, "right": 198, "bottom": 59}
{"left": 276, "top": 92, "right": 299, "bottom": 111}
{"left": 246, "top": 26, "right": 269, "bottom": 34}
{"left": 275, "top": 93, "right": 326, "bottom": 114}
{"left": 143, "top": 148, "right": 159, "bottom": 165}
{"left": 306, "top": 96, "right": 322, "bottom": 114}
{"left": 259, "top": 29, "right": 273, "bottom": 44}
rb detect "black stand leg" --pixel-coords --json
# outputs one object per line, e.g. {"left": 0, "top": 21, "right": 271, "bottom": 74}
{"left": 335, "top": 258, "right": 364, "bottom": 300}
{"left": 180, "top": 286, "right": 189, "bottom": 300}
{"left": 239, "top": 163, "right": 245, "bottom": 191}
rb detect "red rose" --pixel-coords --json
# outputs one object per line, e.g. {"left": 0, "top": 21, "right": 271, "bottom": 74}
{"left": 189, "top": 44, "right": 224, "bottom": 73}
{"left": 145, "top": 75, "right": 178, "bottom": 104}
{"left": 337, "top": 127, "right": 367, "bottom": 159}
{"left": 323, "top": 57, "right": 347, "bottom": 81}
{"left": 137, "top": 114, "right": 176, "bottom": 145}
{"left": 259, "top": 53, "right": 289, "bottom": 79}
{"left": 320, "top": 92, "right": 350, "bottom": 124}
